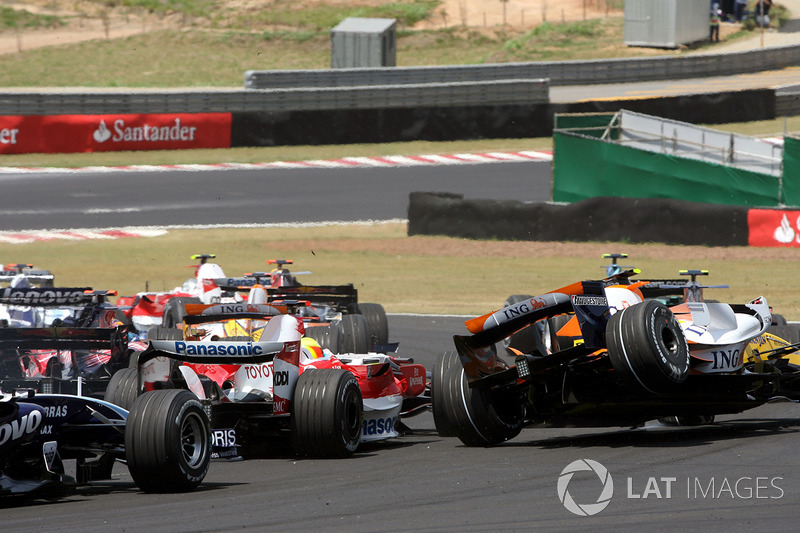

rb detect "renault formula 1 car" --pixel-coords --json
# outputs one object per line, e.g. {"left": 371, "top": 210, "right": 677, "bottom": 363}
{"left": 432, "top": 270, "right": 800, "bottom": 446}
{"left": 105, "top": 287, "right": 427, "bottom": 459}
{"left": 0, "top": 388, "right": 210, "bottom": 498}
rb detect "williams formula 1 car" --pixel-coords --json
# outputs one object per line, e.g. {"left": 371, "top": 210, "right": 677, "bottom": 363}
{"left": 432, "top": 269, "right": 800, "bottom": 446}
{"left": 0, "top": 388, "right": 210, "bottom": 498}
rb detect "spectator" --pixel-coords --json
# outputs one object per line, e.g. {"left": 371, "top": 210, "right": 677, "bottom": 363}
{"left": 710, "top": 8, "right": 722, "bottom": 42}
{"left": 755, "top": 0, "right": 772, "bottom": 28}
{"left": 734, "top": 0, "right": 747, "bottom": 21}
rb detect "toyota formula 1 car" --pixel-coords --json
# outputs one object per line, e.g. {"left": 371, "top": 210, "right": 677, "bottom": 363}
{"left": 0, "top": 388, "right": 210, "bottom": 498}
{"left": 432, "top": 269, "right": 800, "bottom": 446}
{"left": 105, "top": 286, "right": 427, "bottom": 459}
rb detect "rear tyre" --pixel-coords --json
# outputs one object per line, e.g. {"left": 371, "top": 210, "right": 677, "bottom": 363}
{"left": 292, "top": 369, "right": 363, "bottom": 458}
{"left": 357, "top": 303, "right": 389, "bottom": 346}
{"left": 146, "top": 326, "right": 183, "bottom": 341}
{"left": 606, "top": 300, "right": 690, "bottom": 394}
{"left": 431, "top": 351, "right": 461, "bottom": 437}
{"left": 125, "top": 389, "right": 210, "bottom": 493}
{"left": 440, "top": 363, "right": 522, "bottom": 446}
{"left": 767, "top": 324, "right": 800, "bottom": 344}
{"left": 304, "top": 324, "right": 342, "bottom": 354}
{"left": 105, "top": 368, "right": 140, "bottom": 410}
{"left": 163, "top": 297, "right": 202, "bottom": 329}
{"left": 339, "top": 314, "right": 370, "bottom": 353}
{"left": 772, "top": 313, "right": 788, "bottom": 326}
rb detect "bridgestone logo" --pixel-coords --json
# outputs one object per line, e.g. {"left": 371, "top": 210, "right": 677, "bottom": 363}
{"left": 573, "top": 296, "right": 608, "bottom": 306}
{"left": 0, "top": 288, "right": 85, "bottom": 305}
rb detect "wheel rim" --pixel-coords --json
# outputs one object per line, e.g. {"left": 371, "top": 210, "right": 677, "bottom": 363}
{"left": 180, "top": 412, "right": 208, "bottom": 468}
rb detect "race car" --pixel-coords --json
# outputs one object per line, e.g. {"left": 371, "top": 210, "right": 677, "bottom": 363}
{"left": 105, "top": 286, "right": 428, "bottom": 459}
{"left": 117, "top": 256, "right": 390, "bottom": 351}
{"left": 0, "top": 388, "right": 211, "bottom": 497}
{"left": 0, "top": 284, "right": 139, "bottom": 398}
{"left": 215, "top": 259, "right": 390, "bottom": 349}
{"left": 0, "top": 263, "right": 55, "bottom": 288}
{"left": 432, "top": 269, "right": 800, "bottom": 446}
{"left": 116, "top": 254, "right": 244, "bottom": 335}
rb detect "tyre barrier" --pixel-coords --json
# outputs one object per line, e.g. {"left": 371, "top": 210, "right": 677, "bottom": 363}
{"left": 407, "top": 192, "right": 752, "bottom": 246}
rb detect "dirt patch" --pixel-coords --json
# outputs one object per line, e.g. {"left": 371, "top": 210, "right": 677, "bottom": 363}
{"left": 0, "top": 0, "right": 623, "bottom": 55}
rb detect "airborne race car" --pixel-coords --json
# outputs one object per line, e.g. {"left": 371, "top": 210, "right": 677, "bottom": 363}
{"left": 106, "top": 287, "right": 427, "bottom": 458}
{"left": 0, "top": 388, "right": 211, "bottom": 497}
{"left": 432, "top": 270, "right": 800, "bottom": 446}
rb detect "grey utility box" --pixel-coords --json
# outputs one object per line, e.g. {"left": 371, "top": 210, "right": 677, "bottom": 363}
{"left": 331, "top": 17, "right": 396, "bottom": 68}
{"left": 624, "top": 0, "right": 709, "bottom": 48}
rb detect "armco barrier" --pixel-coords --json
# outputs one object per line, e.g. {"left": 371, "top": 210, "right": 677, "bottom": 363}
{"left": 407, "top": 192, "right": 750, "bottom": 246}
{"left": 245, "top": 44, "right": 800, "bottom": 89}
{"left": 0, "top": 80, "right": 548, "bottom": 116}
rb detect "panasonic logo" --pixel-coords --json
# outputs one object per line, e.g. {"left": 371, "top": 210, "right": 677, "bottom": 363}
{"left": 174, "top": 341, "right": 264, "bottom": 356}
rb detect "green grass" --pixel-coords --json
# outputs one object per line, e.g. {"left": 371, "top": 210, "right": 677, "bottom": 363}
{"left": 2, "top": 223, "right": 798, "bottom": 319}
{"left": 0, "top": 6, "right": 64, "bottom": 29}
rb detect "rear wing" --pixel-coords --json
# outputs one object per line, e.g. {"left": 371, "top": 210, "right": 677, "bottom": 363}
{"left": 182, "top": 302, "right": 291, "bottom": 325}
{"left": 0, "top": 268, "right": 55, "bottom": 287}
{"left": 0, "top": 288, "right": 114, "bottom": 307}
{"left": 267, "top": 284, "right": 358, "bottom": 310}
{"left": 0, "top": 325, "right": 128, "bottom": 354}
{"left": 143, "top": 339, "right": 284, "bottom": 365}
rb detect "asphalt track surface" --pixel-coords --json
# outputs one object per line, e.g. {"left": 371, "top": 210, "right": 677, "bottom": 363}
{"left": 3, "top": 314, "right": 800, "bottom": 532}
{"left": 0, "top": 161, "right": 552, "bottom": 231}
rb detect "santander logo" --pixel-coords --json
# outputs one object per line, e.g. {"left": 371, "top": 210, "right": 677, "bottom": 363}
{"left": 92, "top": 117, "right": 198, "bottom": 144}
{"left": 93, "top": 120, "right": 112, "bottom": 143}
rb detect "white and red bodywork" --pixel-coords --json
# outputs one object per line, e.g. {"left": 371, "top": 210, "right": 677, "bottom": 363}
{"left": 142, "top": 301, "right": 426, "bottom": 444}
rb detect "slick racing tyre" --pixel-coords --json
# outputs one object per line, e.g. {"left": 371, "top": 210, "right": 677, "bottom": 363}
{"left": 441, "top": 362, "right": 522, "bottom": 446}
{"left": 304, "top": 324, "right": 342, "bottom": 354}
{"left": 431, "top": 351, "right": 460, "bottom": 437}
{"left": 105, "top": 368, "right": 140, "bottom": 410}
{"left": 146, "top": 326, "right": 184, "bottom": 340}
{"left": 606, "top": 300, "right": 690, "bottom": 394}
{"left": 339, "top": 314, "right": 371, "bottom": 353}
{"left": 357, "top": 303, "right": 389, "bottom": 346}
{"left": 658, "top": 415, "right": 715, "bottom": 426}
{"left": 292, "top": 368, "right": 363, "bottom": 458}
{"left": 163, "top": 297, "right": 202, "bottom": 329}
{"left": 125, "top": 389, "right": 211, "bottom": 493}
{"left": 767, "top": 324, "right": 800, "bottom": 344}
{"left": 771, "top": 313, "right": 788, "bottom": 326}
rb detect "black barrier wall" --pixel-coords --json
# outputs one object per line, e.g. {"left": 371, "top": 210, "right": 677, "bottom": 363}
{"left": 231, "top": 89, "right": 771, "bottom": 146}
{"left": 407, "top": 192, "right": 750, "bottom": 246}
{"left": 553, "top": 89, "right": 775, "bottom": 125}
{"left": 230, "top": 105, "right": 552, "bottom": 146}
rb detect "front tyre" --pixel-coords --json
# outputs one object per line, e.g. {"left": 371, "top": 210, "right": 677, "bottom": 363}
{"left": 125, "top": 389, "right": 211, "bottom": 493}
{"left": 292, "top": 369, "right": 363, "bottom": 458}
